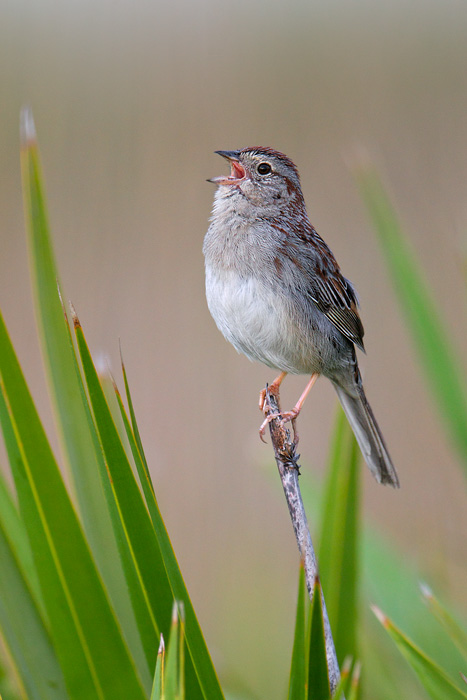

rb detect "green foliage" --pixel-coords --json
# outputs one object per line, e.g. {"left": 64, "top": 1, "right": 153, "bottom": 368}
{"left": 0, "top": 110, "right": 465, "bottom": 700}
{"left": 372, "top": 606, "right": 467, "bottom": 700}
{"left": 307, "top": 577, "right": 331, "bottom": 700}
{"left": 420, "top": 584, "right": 467, "bottom": 659}
{"left": 288, "top": 563, "right": 307, "bottom": 700}
{"left": 287, "top": 568, "right": 333, "bottom": 700}
{"left": 355, "top": 165, "right": 467, "bottom": 475}
{"left": 318, "top": 408, "right": 360, "bottom": 667}
{"left": 0, "top": 108, "right": 223, "bottom": 700}
{"left": 150, "top": 604, "right": 186, "bottom": 700}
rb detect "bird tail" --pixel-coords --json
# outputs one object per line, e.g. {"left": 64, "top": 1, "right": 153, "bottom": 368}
{"left": 333, "top": 379, "right": 400, "bottom": 488}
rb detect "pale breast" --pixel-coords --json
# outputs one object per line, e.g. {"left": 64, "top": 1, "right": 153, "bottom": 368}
{"left": 205, "top": 264, "right": 325, "bottom": 374}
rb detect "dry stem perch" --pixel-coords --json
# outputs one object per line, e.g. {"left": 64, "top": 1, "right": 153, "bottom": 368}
{"left": 263, "top": 385, "right": 341, "bottom": 693}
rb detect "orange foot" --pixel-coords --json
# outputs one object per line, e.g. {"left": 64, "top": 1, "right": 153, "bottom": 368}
{"left": 258, "top": 371, "right": 287, "bottom": 412}
{"left": 258, "top": 372, "right": 319, "bottom": 445}
{"left": 259, "top": 407, "right": 301, "bottom": 444}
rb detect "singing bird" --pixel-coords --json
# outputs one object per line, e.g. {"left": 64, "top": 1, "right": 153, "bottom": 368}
{"left": 203, "top": 147, "right": 399, "bottom": 487}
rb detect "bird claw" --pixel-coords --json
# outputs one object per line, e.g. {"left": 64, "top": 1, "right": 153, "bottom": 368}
{"left": 259, "top": 411, "right": 281, "bottom": 442}
{"left": 258, "top": 409, "right": 300, "bottom": 445}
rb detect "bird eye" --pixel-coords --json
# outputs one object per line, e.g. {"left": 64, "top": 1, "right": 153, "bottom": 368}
{"left": 257, "top": 162, "right": 272, "bottom": 175}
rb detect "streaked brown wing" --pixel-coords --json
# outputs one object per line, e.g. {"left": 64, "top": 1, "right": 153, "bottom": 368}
{"left": 305, "top": 227, "right": 365, "bottom": 351}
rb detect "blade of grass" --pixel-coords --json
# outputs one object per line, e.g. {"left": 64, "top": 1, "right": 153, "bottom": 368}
{"left": 110, "top": 369, "right": 181, "bottom": 573}
{"left": 372, "top": 606, "right": 467, "bottom": 700}
{"left": 332, "top": 658, "right": 352, "bottom": 699}
{"left": 346, "top": 662, "right": 361, "bottom": 700}
{"left": 420, "top": 584, "right": 467, "bottom": 660}
{"left": 288, "top": 561, "right": 307, "bottom": 700}
{"left": 355, "top": 165, "right": 467, "bottom": 473}
{"left": 0, "top": 461, "right": 41, "bottom": 609}
{"left": 0, "top": 496, "right": 67, "bottom": 700}
{"left": 120, "top": 349, "right": 154, "bottom": 495}
{"left": 99, "top": 367, "right": 137, "bottom": 469}
{"left": 165, "top": 604, "right": 183, "bottom": 700}
{"left": 300, "top": 464, "right": 466, "bottom": 698}
{"left": 111, "top": 348, "right": 226, "bottom": 700}
{"left": 318, "top": 407, "right": 360, "bottom": 665}
{"left": 307, "top": 577, "right": 332, "bottom": 700}
{"left": 362, "top": 530, "right": 467, "bottom": 685}
{"left": 178, "top": 605, "right": 185, "bottom": 700}
{"left": 0, "top": 310, "right": 146, "bottom": 700}
{"left": 74, "top": 313, "right": 224, "bottom": 700}
{"left": 151, "top": 636, "right": 165, "bottom": 700}
{"left": 112, "top": 372, "right": 222, "bottom": 700}
{"left": 73, "top": 314, "right": 166, "bottom": 667}
{"left": 19, "top": 107, "right": 144, "bottom": 674}
{"left": 0, "top": 652, "right": 23, "bottom": 700}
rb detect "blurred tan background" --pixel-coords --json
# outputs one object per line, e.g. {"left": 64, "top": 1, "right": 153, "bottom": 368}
{"left": 1, "top": 0, "right": 467, "bottom": 697}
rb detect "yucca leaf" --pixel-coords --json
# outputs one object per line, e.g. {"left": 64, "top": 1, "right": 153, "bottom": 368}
{"left": 165, "top": 603, "right": 184, "bottom": 700}
{"left": 0, "top": 473, "right": 67, "bottom": 700}
{"left": 300, "top": 463, "right": 466, "bottom": 699}
{"left": 111, "top": 369, "right": 157, "bottom": 513}
{"left": 362, "top": 528, "right": 466, "bottom": 688}
{"left": 151, "top": 636, "right": 165, "bottom": 700}
{"left": 120, "top": 349, "right": 154, "bottom": 495}
{"left": 20, "top": 106, "right": 116, "bottom": 569}
{"left": 356, "top": 166, "right": 467, "bottom": 473}
{"left": 116, "top": 371, "right": 224, "bottom": 700}
{"left": 288, "top": 561, "right": 307, "bottom": 700}
{"left": 0, "top": 426, "right": 41, "bottom": 608}
{"left": 332, "top": 657, "right": 352, "bottom": 699}
{"left": 373, "top": 606, "right": 467, "bottom": 700}
{"left": 74, "top": 314, "right": 223, "bottom": 700}
{"left": 0, "top": 656, "right": 23, "bottom": 700}
{"left": 307, "top": 577, "right": 332, "bottom": 700}
{"left": 115, "top": 348, "right": 225, "bottom": 700}
{"left": 318, "top": 407, "right": 360, "bottom": 665}
{"left": 420, "top": 584, "right": 467, "bottom": 660}
{"left": 0, "top": 310, "right": 146, "bottom": 700}
{"left": 347, "top": 662, "right": 361, "bottom": 700}
{"left": 73, "top": 314, "right": 168, "bottom": 663}
{"left": 178, "top": 606, "right": 186, "bottom": 700}
{"left": 19, "top": 107, "right": 146, "bottom": 679}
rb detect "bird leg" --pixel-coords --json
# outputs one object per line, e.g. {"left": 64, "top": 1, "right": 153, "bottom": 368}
{"left": 258, "top": 371, "right": 287, "bottom": 411}
{"left": 259, "top": 373, "right": 319, "bottom": 444}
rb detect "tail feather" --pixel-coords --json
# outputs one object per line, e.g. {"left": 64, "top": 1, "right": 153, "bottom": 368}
{"left": 333, "top": 382, "right": 400, "bottom": 488}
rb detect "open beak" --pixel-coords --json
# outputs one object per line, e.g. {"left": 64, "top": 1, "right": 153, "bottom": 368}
{"left": 207, "top": 150, "right": 246, "bottom": 185}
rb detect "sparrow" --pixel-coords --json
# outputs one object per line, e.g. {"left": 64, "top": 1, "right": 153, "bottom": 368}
{"left": 203, "top": 147, "right": 399, "bottom": 487}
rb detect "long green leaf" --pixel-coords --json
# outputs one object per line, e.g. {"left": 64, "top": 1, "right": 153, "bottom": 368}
{"left": 19, "top": 107, "right": 144, "bottom": 675}
{"left": 74, "top": 316, "right": 165, "bottom": 665}
{"left": 150, "top": 636, "right": 165, "bottom": 700}
{"left": 113, "top": 346, "right": 225, "bottom": 700}
{"left": 356, "top": 166, "right": 467, "bottom": 473}
{"left": 0, "top": 311, "right": 146, "bottom": 700}
{"left": 0, "top": 476, "right": 67, "bottom": 700}
{"left": 111, "top": 370, "right": 178, "bottom": 571}
{"left": 299, "top": 464, "right": 466, "bottom": 699}
{"left": 362, "top": 527, "right": 467, "bottom": 689}
{"left": 307, "top": 577, "right": 331, "bottom": 700}
{"left": 346, "top": 662, "right": 361, "bottom": 700}
{"left": 318, "top": 407, "right": 360, "bottom": 665}
{"left": 165, "top": 604, "right": 184, "bottom": 700}
{"left": 74, "top": 315, "right": 224, "bottom": 700}
{"left": 288, "top": 562, "right": 307, "bottom": 700}
{"left": 421, "top": 584, "right": 467, "bottom": 660}
{"left": 373, "top": 606, "right": 467, "bottom": 700}
{"left": 120, "top": 351, "right": 154, "bottom": 496}
{"left": 0, "top": 444, "right": 41, "bottom": 609}
{"left": 332, "top": 658, "right": 352, "bottom": 699}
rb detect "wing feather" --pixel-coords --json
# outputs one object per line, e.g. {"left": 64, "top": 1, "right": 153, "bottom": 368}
{"left": 281, "top": 222, "right": 366, "bottom": 351}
